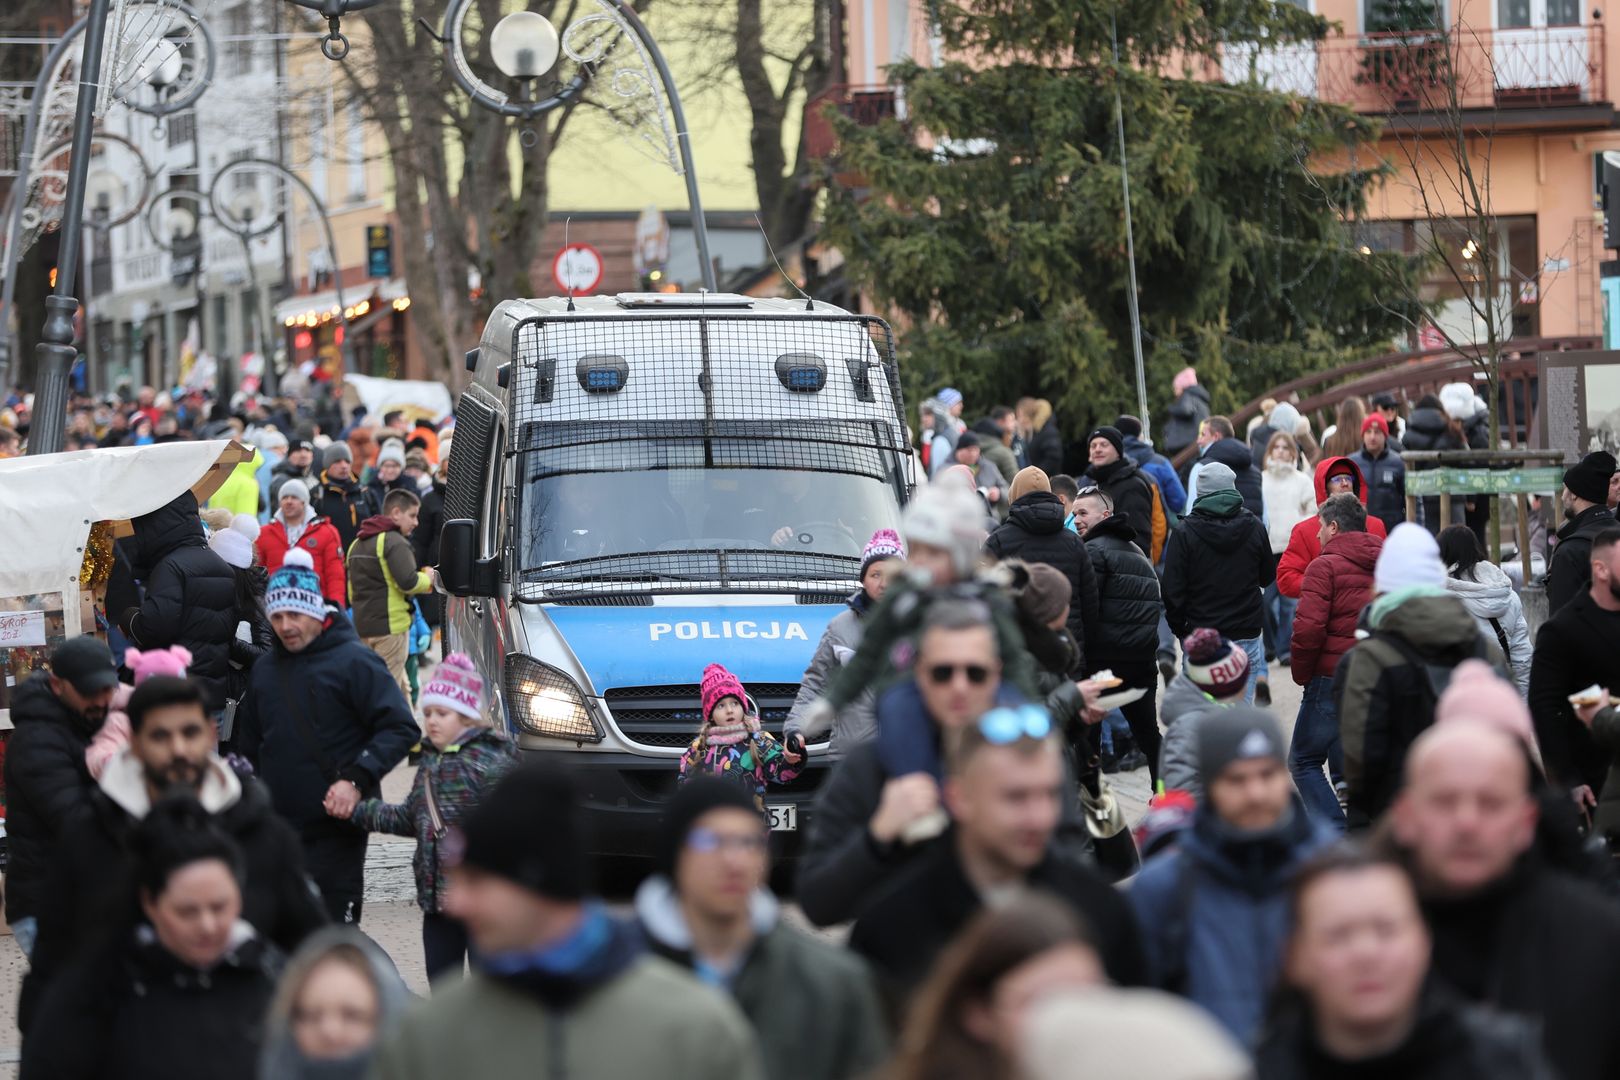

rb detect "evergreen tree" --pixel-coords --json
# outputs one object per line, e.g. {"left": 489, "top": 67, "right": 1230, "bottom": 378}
{"left": 821, "top": 0, "right": 1425, "bottom": 437}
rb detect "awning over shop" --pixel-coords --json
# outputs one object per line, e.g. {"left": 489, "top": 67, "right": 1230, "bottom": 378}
{"left": 274, "top": 278, "right": 407, "bottom": 325}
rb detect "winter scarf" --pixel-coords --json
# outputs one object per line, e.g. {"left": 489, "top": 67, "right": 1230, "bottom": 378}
{"left": 1370, "top": 584, "right": 1448, "bottom": 629}
{"left": 482, "top": 902, "right": 643, "bottom": 1010}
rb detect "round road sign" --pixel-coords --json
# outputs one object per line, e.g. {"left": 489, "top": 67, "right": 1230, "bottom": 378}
{"left": 553, "top": 243, "right": 605, "bottom": 294}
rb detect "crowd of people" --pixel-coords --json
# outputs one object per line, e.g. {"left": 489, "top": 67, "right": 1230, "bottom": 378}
{"left": 2, "top": 371, "right": 1620, "bottom": 1080}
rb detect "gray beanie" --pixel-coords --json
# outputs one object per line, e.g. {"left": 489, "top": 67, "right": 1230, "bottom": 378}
{"left": 903, "top": 474, "right": 988, "bottom": 577}
{"left": 1196, "top": 461, "right": 1237, "bottom": 498}
{"left": 278, "top": 478, "right": 310, "bottom": 507}
{"left": 377, "top": 440, "right": 407, "bottom": 468}
{"left": 323, "top": 441, "right": 353, "bottom": 469}
{"left": 1197, "top": 706, "right": 1284, "bottom": 785}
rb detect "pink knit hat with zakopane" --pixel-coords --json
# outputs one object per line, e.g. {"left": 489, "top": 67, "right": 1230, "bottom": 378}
{"left": 700, "top": 663, "right": 748, "bottom": 723}
{"left": 419, "top": 652, "right": 486, "bottom": 722}
{"left": 124, "top": 645, "right": 192, "bottom": 685}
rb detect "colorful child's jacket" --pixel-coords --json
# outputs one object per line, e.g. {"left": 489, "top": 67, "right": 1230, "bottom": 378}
{"left": 351, "top": 726, "right": 517, "bottom": 912}
{"left": 678, "top": 727, "right": 802, "bottom": 811}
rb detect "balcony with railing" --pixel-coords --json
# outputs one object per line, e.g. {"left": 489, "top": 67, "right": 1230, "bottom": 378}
{"left": 1217, "top": 23, "right": 1606, "bottom": 120}
{"left": 805, "top": 84, "right": 901, "bottom": 162}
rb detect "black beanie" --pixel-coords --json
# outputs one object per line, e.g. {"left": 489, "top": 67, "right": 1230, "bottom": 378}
{"left": 1114, "top": 415, "right": 1143, "bottom": 438}
{"left": 454, "top": 761, "right": 589, "bottom": 900}
{"left": 1089, "top": 426, "right": 1125, "bottom": 459}
{"left": 1564, "top": 451, "right": 1617, "bottom": 506}
{"left": 656, "top": 777, "right": 762, "bottom": 881}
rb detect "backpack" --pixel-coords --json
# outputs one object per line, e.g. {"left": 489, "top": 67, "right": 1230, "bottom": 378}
{"left": 1146, "top": 480, "right": 1176, "bottom": 565}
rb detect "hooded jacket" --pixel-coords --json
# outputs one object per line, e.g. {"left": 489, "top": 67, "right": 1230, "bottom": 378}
{"left": 785, "top": 595, "right": 879, "bottom": 749}
{"left": 969, "top": 418, "right": 1021, "bottom": 488}
{"left": 1546, "top": 503, "right": 1618, "bottom": 616}
{"left": 1332, "top": 591, "right": 1490, "bottom": 823}
{"left": 1162, "top": 489, "right": 1274, "bottom": 640}
{"left": 257, "top": 929, "right": 411, "bottom": 1080}
{"left": 313, "top": 469, "right": 378, "bottom": 553}
{"left": 1276, "top": 457, "right": 1389, "bottom": 598}
{"left": 1290, "top": 529, "right": 1383, "bottom": 685}
{"left": 20, "top": 751, "right": 328, "bottom": 1033}
{"left": 1163, "top": 384, "right": 1212, "bottom": 455}
{"left": 1348, "top": 444, "right": 1408, "bottom": 529}
{"left": 1156, "top": 673, "right": 1234, "bottom": 799}
{"left": 1130, "top": 806, "right": 1334, "bottom": 1047}
{"left": 209, "top": 449, "right": 264, "bottom": 519}
{"left": 1123, "top": 434, "right": 1188, "bottom": 518}
{"left": 635, "top": 877, "right": 889, "bottom": 1080}
{"left": 1189, "top": 437, "right": 1264, "bottom": 519}
{"left": 3, "top": 671, "right": 100, "bottom": 923}
{"left": 986, "top": 491, "right": 1102, "bottom": 663}
{"left": 1261, "top": 460, "right": 1316, "bottom": 554}
{"left": 1444, "top": 562, "right": 1532, "bottom": 694}
{"left": 352, "top": 727, "right": 518, "bottom": 913}
{"left": 236, "top": 614, "right": 420, "bottom": 833}
{"left": 118, "top": 491, "right": 238, "bottom": 709}
{"left": 1081, "top": 513, "right": 1163, "bottom": 664}
{"left": 347, "top": 514, "right": 434, "bottom": 637}
{"left": 1529, "top": 590, "right": 1620, "bottom": 793}
{"left": 257, "top": 511, "right": 347, "bottom": 609}
{"left": 1082, "top": 456, "right": 1158, "bottom": 558}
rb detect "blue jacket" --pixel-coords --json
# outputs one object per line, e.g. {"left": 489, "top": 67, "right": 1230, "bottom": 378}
{"left": 1128, "top": 805, "right": 1333, "bottom": 1046}
{"left": 875, "top": 678, "right": 1025, "bottom": 781}
{"left": 1349, "top": 446, "right": 1408, "bottom": 530}
{"left": 236, "top": 615, "right": 420, "bottom": 832}
{"left": 1123, "top": 436, "right": 1187, "bottom": 518}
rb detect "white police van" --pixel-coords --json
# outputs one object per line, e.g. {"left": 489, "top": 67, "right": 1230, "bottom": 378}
{"left": 438, "top": 292, "right": 910, "bottom": 856}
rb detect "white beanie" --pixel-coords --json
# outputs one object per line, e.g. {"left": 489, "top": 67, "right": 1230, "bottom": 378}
{"left": 209, "top": 513, "right": 260, "bottom": 569}
{"left": 377, "top": 440, "right": 406, "bottom": 468}
{"left": 1375, "top": 522, "right": 1448, "bottom": 594}
{"left": 279, "top": 478, "right": 310, "bottom": 506}
{"left": 1440, "top": 382, "right": 1480, "bottom": 421}
{"left": 902, "top": 473, "right": 986, "bottom": 577}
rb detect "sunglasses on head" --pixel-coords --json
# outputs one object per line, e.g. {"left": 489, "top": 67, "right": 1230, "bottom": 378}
{"left": 978, "top": 704, "right": 1053, "bottom": 744}
{"left": 926, "top": 662, "right": 994, "bottom": 686}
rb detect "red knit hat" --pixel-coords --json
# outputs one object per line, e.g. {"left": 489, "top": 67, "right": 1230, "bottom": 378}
{"left": 700, "top": 663, "right": 748, "bottom": 723}
{"left": 1182, "top": 629, "right": 1250, "bottom": 701}
{"left": 1362, "top": 413, "right": 1389, "bottom": 436}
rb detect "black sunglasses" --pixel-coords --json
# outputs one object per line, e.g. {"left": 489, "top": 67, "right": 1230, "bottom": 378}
{"left": 926, "top": 663, "right": 993, "bottom": 686}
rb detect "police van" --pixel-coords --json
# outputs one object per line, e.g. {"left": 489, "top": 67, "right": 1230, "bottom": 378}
{"left": 438, "top": 292, "right": 910, "bottom": 855}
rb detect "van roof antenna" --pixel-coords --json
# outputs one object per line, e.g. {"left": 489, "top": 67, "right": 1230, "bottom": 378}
{"left": 564, "top": 216, "right": 576, "bottom": 312}
{"left": 755, "top": 214, "right": 814, "bottom": 311}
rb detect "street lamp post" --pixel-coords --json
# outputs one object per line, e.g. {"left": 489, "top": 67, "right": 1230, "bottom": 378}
{"left": 430, "top": 0, "right": 717, "bottom": 291}
{"left": 280, "top": 0, "right": 388, "bottom": 61}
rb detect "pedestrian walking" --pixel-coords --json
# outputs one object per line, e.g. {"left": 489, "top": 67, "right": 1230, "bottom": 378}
{"left": 365, "top": 440, "right": 411, "bottom": 507}
{"left": 237, "top": 548, "right": 419, "bottom": 923}
{"left": 1529, "top": 527, "right": 1620, "bottom": 821}
{"left": 785, "top": 529, "right": 905, "bottom": 750}
{"left": 1081, "top": 426, "right": 1162, "bottom": 559}
{"left": 969, "top": 410, "right": 1021, "bottom": 488}
{"left": 369, "top": 763, "right": 764, "bottom": 1080}
{"left": 1184, "top": 417, "right": 1263, "bottom": 520}
{"left": 1129, "top": 708, "right": 1334, "bottom": 1047}
{"left": 1162, "top": 368, "right": 1211, "bottom": 460}
{"left": 257, "top": 479, "right": 347, "bottom": 610}
{"left": 258, "top": 928, "right": 411, "bottom": 1080}
{"left": 1072, "top": 485, "right": 1164, "bottom": 785}
{"left": 1163, "top": 462, "right": 1274, "bottom": 703}
{"left": 21, "top": 797, "right": 283, "bottom": 1080}
{"left": 1288, "top": 493, "right": 1382, "bottom": 830}
{"left": 1334, "top": 523, "right": 1492, "bottom": 826}
{"left": 1019, "top": 397, "right": 1065, "bottom": 476}
{"left": 313, "top": 442, "right": 378, "bottom": 554}
{"left": 1116, "top": 414, "right": 1188, "bottom": 523}
{"left": 1389, "top": 722, "right": 1620, "bottom": 1080}
{"left": 849, "top": 711, "right": 1144, "bottom": 1006}
{"left": 950, "top": 433, "right": 1008, "bottom": 516}
{"left": 678, "top": 663, "right": 804, "bottom": 811}
{"left": 1157, "top": 630, "right": 1250, "bottom": 799}
{"left": 269, "top": 439, "right": 316, "bottom": 507}
{"left": 3, "top": 635, "right": 119, "bottom": 960}
{"left": 1438, "top": 525, "right": 1531, "bottom": 694}
{"left": 117, "top": 490, "right": 239, "bottom": 711}
{"left": 345, "top": 488, "right": 436, "bottom": 702}
{"left": 1260, "top": 430, "right": 1316, "bottom": 667}
{"left": 1546, "top": 451, "right": 1618, "bottom": 615}
{"left": 1275, "top": 456, "right": 1389, "bottom": 598}
{"left": 986, "top": 467, "right": 1101, "bottom": 669}
{"left": 22, "top": 676, "right": 326, "bottom": 1032}
{"left": 635, "top": 779, "right": 889, "bottom": 1080}
{"left": 886, "top": 894, "right": 1109, "bottom": 1080}
{"left": 1349, "top": 413, "right": 1407, "bottom": 529}
{"left": 1256, "top": 846, "right": 1557, "bottom": 1080}
{"left": 206, "top": 512, "right": 274, "bottom": 723}
{"left": 1369, "top": 391, "right": 1407, "bottom": 446}
{"left": 344, "top": 654, "right": 517, "bottom": 980}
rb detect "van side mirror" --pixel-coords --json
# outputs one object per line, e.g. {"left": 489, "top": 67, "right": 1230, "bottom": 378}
{"left": 439, "top": 519, "right": 500, "bottom": 596}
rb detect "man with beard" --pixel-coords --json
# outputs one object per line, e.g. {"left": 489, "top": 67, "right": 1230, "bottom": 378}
{"left": 1530, "top": 527, "right": 1620, "bottom": 821}
{"left": 1546, "top": 451, "right": 1618, "bottom": 616}
{"left": 19, "top": 676, "right": 327, "bottom": 1032}
{"left": 2, "top": 637, "right": 119, "bottom": 961}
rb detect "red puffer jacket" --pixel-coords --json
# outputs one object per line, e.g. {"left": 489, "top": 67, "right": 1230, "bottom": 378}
{"left": 1290, "top": 529, "right": 1384, "bottom": 685}
{"left": 255, "top": 515, "right": 347, "bottom": 609}
{"left": 1276, "top": 456, "right": 1388, "bottom": 598}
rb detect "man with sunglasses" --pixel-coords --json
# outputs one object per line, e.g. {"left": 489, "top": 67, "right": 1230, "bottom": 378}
{"left": 636, "top": 779, "right": 889, "bottom": 1080}
{"left": 848, "top": 710, "right": 1146, "bottom": 1007}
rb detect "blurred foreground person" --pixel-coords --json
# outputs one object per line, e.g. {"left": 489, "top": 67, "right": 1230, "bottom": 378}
{"left": 258, "top": 927, "right": 411, "bottom": 1080}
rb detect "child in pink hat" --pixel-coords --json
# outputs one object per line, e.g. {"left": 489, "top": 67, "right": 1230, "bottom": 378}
{"left": 678, "top": 662, "right": 804, "bottom": 811}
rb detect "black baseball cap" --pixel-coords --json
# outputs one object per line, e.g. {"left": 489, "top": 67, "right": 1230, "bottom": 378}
{"left": 287, "top": 439, "right": 314, "bottom": 455}
{"left": 1371, "top": 392, "right": 1399, "bottom": 409}
{"left": 50, "top": 636, "right": 119, "bottom": 695}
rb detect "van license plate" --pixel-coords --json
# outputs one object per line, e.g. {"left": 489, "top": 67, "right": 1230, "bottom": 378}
{"left": 768, "top": 805, "right": 798, "bottom": 832}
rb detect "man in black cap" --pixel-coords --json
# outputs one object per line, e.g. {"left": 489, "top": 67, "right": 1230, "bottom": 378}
{"left": 372, "top": 763, "right": 764, "bottom": 1080}
{"left": 1370, "top": 391, "right": 1406, "bottom": 448}
{"left": 1082, "top": 425, "right": 1158, "bottom": 548}
{"left": 313, "top": 440, "right": 377, "bottom": 552}
{"left": 2, "top": 636, "right": 119, "bottom": 958}
{"left": 1547, "top": 451, "right": 1618, "bottom": 615}
{"left": 269, "top": 438, "right": 317, "bottom": 507}
{"left": 951, "top": 431, "right": 1007, "bottom": 515}
{"left": 635, "top": 779, "right": 889, "bottom": 1080}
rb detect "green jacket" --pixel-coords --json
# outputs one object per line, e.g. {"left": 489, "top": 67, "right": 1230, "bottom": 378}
{"left": 367, "top": 957, "right": 764, "bottom": 1080}
{"left": 346, "top": 516, "right": 433, "bottom": 637}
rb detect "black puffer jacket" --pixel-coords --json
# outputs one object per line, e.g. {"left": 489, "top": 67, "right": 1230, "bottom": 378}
{"left": 118, "top": 491, "right": 238, "bottom": 709}
{"left": 1082, "top": 456, "right": 1157, "bottom": 551}
{"left": 1162, "top": 493, "right": 1274, "bottom": 640}
{"left": 985, "top": 492, "right": 1101, "bottom": 668}
{"left": 312, "top": 471, "right": 377, "bottom": 553}
{"left": 1199, "top": 438, "right": 1264, "bottom": 519}
{"left": 1081, "top": 514, "right": 1163, "bottom": 664}
{"left": 2, "top": 672, "right": 99, "bottom": 923}
{"left": 1546, "top": 504, "right": 1619, "bottom": 617}
{"left": 1402, "top": 406, "right": 1465, "bottom": 456}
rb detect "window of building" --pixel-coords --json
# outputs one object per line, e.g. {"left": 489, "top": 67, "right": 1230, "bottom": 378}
{"left": 167, "top": 111, "right": 196, "bottom": 147}
{"left": 1364, "top": 1, "right": 1442, "bottom": 31}
{"left": 345, "top": 99, "right": 366, "bottom": 202}
{"left": 223, "top": 4, "right": 253, "bottom": 75}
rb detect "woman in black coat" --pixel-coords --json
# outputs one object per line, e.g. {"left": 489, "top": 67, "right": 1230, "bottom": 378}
{"left": 22, "top": 797, "right": 283, "bottom": 1080}
{"left": 985, "top": 471, "right": 1101, "bottom": 671}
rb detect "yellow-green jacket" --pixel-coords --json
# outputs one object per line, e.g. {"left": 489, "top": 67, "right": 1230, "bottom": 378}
{"left": 346, "top": 515, "right": 432, "bottom": 637}
{"left": 209, "top": 449, "right": 263, "bottom": 519}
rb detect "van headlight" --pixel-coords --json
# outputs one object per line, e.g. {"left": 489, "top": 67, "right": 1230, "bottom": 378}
{"left": 503, "top": 654, "right": 603, "bottom": 743}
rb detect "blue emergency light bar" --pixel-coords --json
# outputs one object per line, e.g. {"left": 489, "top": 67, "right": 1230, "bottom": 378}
{"left": 775, "top": 352, "right": 827, "bottom": 393}
{"left": 576, "top": 354, "right": 629, "bottom": 394}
